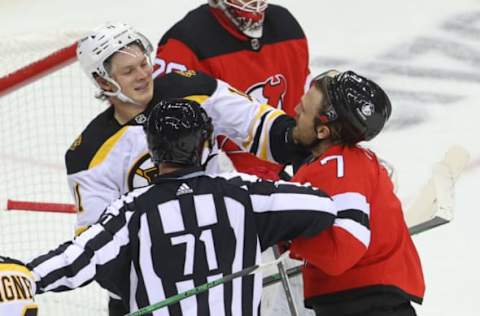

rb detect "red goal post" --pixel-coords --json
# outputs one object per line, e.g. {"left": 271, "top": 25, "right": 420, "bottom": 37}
{"left": 0, "top": 43, "right": 77, "bottom": 97}
{"left": 0, "top": 33, "right": 104, "bottom": 214}
{"left": 0, "top": 33, "right": 108, "bottom": 315}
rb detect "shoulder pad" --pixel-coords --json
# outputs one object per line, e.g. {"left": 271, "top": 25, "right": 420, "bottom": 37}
{"left": 262, "top": 4, "right": 305, "bottom": 44}
{"left": 65, "top": 107, "right": 123, "bottom": 174}
{"left": 150, "top": 70, "right": 218, "bottom": 105}
{"left": 0, "top": 256, "right": 26, "bottom": 266}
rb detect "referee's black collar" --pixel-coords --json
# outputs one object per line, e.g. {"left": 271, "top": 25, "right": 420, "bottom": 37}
{"left": 153, "top": 166, "right": 206, "bottom": 183}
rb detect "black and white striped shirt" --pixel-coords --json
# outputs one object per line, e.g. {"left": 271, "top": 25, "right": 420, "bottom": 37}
{"left": 28, "top": 167, "right": 335, "bottom": 316}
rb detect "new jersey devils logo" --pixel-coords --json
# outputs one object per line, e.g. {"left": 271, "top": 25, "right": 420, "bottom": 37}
{"left": 246, "top": 74, "right": 287, "bottom": 109}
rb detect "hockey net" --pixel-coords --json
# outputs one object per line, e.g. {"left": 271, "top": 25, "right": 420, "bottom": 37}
{"left": 0, "top": 32, "right": 109, "bottom": 315}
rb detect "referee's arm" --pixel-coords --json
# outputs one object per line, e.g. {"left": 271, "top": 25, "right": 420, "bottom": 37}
{"left": 247, "top": 179, "right": 336, "bottom": 250}
{"left": 26, "top": 202, "right": 135, "bottom": 295}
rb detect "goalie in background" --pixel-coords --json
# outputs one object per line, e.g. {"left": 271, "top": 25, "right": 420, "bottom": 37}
{"left": 5, "top": 99, "right": 340, "bottom": 315}
{"left": 288, "top": 70, "right": 425, "bottom": 316}
{"left": 155, "top": 3, "right": 313, "bottom": 313}
{"left": 154, "top": 0, "right": 311, "bottom": 180}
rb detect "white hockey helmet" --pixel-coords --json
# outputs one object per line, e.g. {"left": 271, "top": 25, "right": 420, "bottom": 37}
{"left": 77, "top": 22, "right": 153, "bottom": 103}
{"left": 208, "top": 0, "right": 268, "bottom": 38}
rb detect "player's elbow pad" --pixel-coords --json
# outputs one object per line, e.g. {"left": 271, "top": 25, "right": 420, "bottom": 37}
{"left": 269, "top": 115, "right": 309, "bottom": 164}
{"left": 293, "top": 228, "right": 368, "bottom": 276}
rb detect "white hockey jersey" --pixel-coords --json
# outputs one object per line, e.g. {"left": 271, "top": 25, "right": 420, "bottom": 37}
{"left": 66, "top": 70, "right": 297, "bottom": 233}
{"left": 0, "top": 257, "right": 37, "bottom": 316}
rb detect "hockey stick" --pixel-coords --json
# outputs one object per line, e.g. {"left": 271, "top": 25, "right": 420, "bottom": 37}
{"left": 126, "top": 251, "right": 291, "bottom": 316}
{"left": 263, "top": 145, "right": 471, "bottom": 287}
{"left": 263, "top": 204, "right": 453, "bottom": 287}
{"left": 263, "top": 263, "right": 303, "bottom": 288}
{"left": 272, "top": 245, "right": 299, "bottom": 316}
{"left": 263, "top": 200, "right": 469, "bottom": 288}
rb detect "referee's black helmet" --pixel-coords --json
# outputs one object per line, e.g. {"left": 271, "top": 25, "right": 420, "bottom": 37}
{"left": 144, "top": 99, "right": 213, "bottom": 166}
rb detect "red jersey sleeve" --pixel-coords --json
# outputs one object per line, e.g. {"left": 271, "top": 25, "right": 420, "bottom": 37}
{"left": 290, "top": 147, "right": 374, "bottom": 276}
{"left": 154, "top": 38, "right": 207, "bottom": 78}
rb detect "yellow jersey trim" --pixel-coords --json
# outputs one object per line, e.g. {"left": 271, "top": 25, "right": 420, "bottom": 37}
{"left": 74, "top": 183, "right": 83, "bottom": 213}
{"left": 183, "top": 95, "right": 209, "bottom": 105}
{"left": 0, "top": 264, "right": 32, "bottom": 278}
{"left": 21, "top": 303, "right": 39, "bottom": 316}
{"left": 75, "top": 226, "right": 89, "bottom": 237}
{"left": 260, "top": 110, "right": 284, "bottom": 159}
{"left": 89, "top": 126, "right": 129, "bottom": 169}
{"left": 243, "top": 103, "right": 273, "bottom": 149}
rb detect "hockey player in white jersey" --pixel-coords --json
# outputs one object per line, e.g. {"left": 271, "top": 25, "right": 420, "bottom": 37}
{"left": 0, "top": 256, "right": 37, "bottom": 316}
{"left": 68, "top": 22, "right": 305, "bottom": 315}
{"left": 68, "top": 22, "right": 304, "bottom": 234}
{"left": 3, "top": 99, "right": 339, "bottom": 316}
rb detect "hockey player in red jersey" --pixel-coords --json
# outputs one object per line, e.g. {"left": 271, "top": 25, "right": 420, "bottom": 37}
{"left": 289, "top": 70, "right": 425, "bottom": 316}
{"left": 154, "top": 0, "right": 311, "bottom": 179}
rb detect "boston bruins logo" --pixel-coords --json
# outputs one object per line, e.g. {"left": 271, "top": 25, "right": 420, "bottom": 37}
{"left": 69, "top": 135, "right": 82, "bottom": 151}
{"left": 127, "top": 153, "right": 159, "bottom": 190}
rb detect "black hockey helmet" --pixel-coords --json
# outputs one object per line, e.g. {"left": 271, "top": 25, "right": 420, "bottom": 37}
{"left": 314, "top": 70, "right": 392, "bottom": 143}
{"left": 144, "top": 99, "right": 213, "bottom": 166}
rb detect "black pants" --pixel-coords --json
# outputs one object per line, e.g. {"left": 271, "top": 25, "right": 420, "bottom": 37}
{"left": 109, "top": 298, "right": 129, "bottom": 316}
{"left": 314, "top": 302, "right": 417, "bottom": 316}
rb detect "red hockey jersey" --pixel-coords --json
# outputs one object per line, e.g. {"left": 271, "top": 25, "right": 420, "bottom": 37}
{"left": 154, "top": 4, "right": 310, "bottom": 178}
{"left": 290, "top": 145, "right": 425, "bottom": 314}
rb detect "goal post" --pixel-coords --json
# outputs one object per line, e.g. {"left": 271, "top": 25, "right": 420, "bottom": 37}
{"left": 0, "top": 33, "right": 109, "bottom": 315}
{"left": 0, "top": 43, "right": 77, "bottom": 98}
{"left": 0, "top": 32, "right": 103, "bottom": 212}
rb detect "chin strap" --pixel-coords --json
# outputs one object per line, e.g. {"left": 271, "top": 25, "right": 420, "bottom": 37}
{"left": 97, "top": 50, "right": 152, "bottom": 106}
{"left": 100, "top": 77, "right": 143, "bottom": 106}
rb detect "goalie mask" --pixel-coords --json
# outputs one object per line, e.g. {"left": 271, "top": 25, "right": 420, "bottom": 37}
{"left": 209, "top": 0, "right": 268, "bottom": 38}
{"left": 77, "top": 22, "right": 153, "bottom": 104}
{"left": 144, "top": 99, "right": 214, "bottom": 166}
{"left": 312, "top": 70, "right": 392, "bottom": 143}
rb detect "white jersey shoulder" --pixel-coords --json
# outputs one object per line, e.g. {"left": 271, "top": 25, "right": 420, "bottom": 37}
{"left": 204, "top": 78, "right": 287, "bottom": 162}
{"left": 67, "top": 124, "right": 152, "bottom": 230}
{"left": 67, "top": 75, "right": 287, "bottom": 231}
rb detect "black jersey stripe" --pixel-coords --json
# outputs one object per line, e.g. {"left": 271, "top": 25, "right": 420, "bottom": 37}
{"left": 158, "top": 4, "right": 306, "bottom": 60}
{"left": 65, "top": 106, "right": 122, "bottom": 174}
{"left": 29, "top": 170, "right": 335, "bottom": 314}
{"left": 248, "top": 109, "right": 271, "bottom": 157}
{"left": 337, "top": 209, "right": 370, "bottom": 229}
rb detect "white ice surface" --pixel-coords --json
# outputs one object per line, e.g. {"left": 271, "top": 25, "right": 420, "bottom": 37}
{"left": 1, "top": 0, "right": 480, "bottom": 315}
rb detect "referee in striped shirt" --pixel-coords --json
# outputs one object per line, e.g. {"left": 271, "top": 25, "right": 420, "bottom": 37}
{"left": 22, "top": 99, "right": 337, "bottom": 316}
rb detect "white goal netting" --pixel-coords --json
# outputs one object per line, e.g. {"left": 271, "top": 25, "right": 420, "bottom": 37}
{"left": 0, "top": 32, "right": 109, "bottom": 315}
